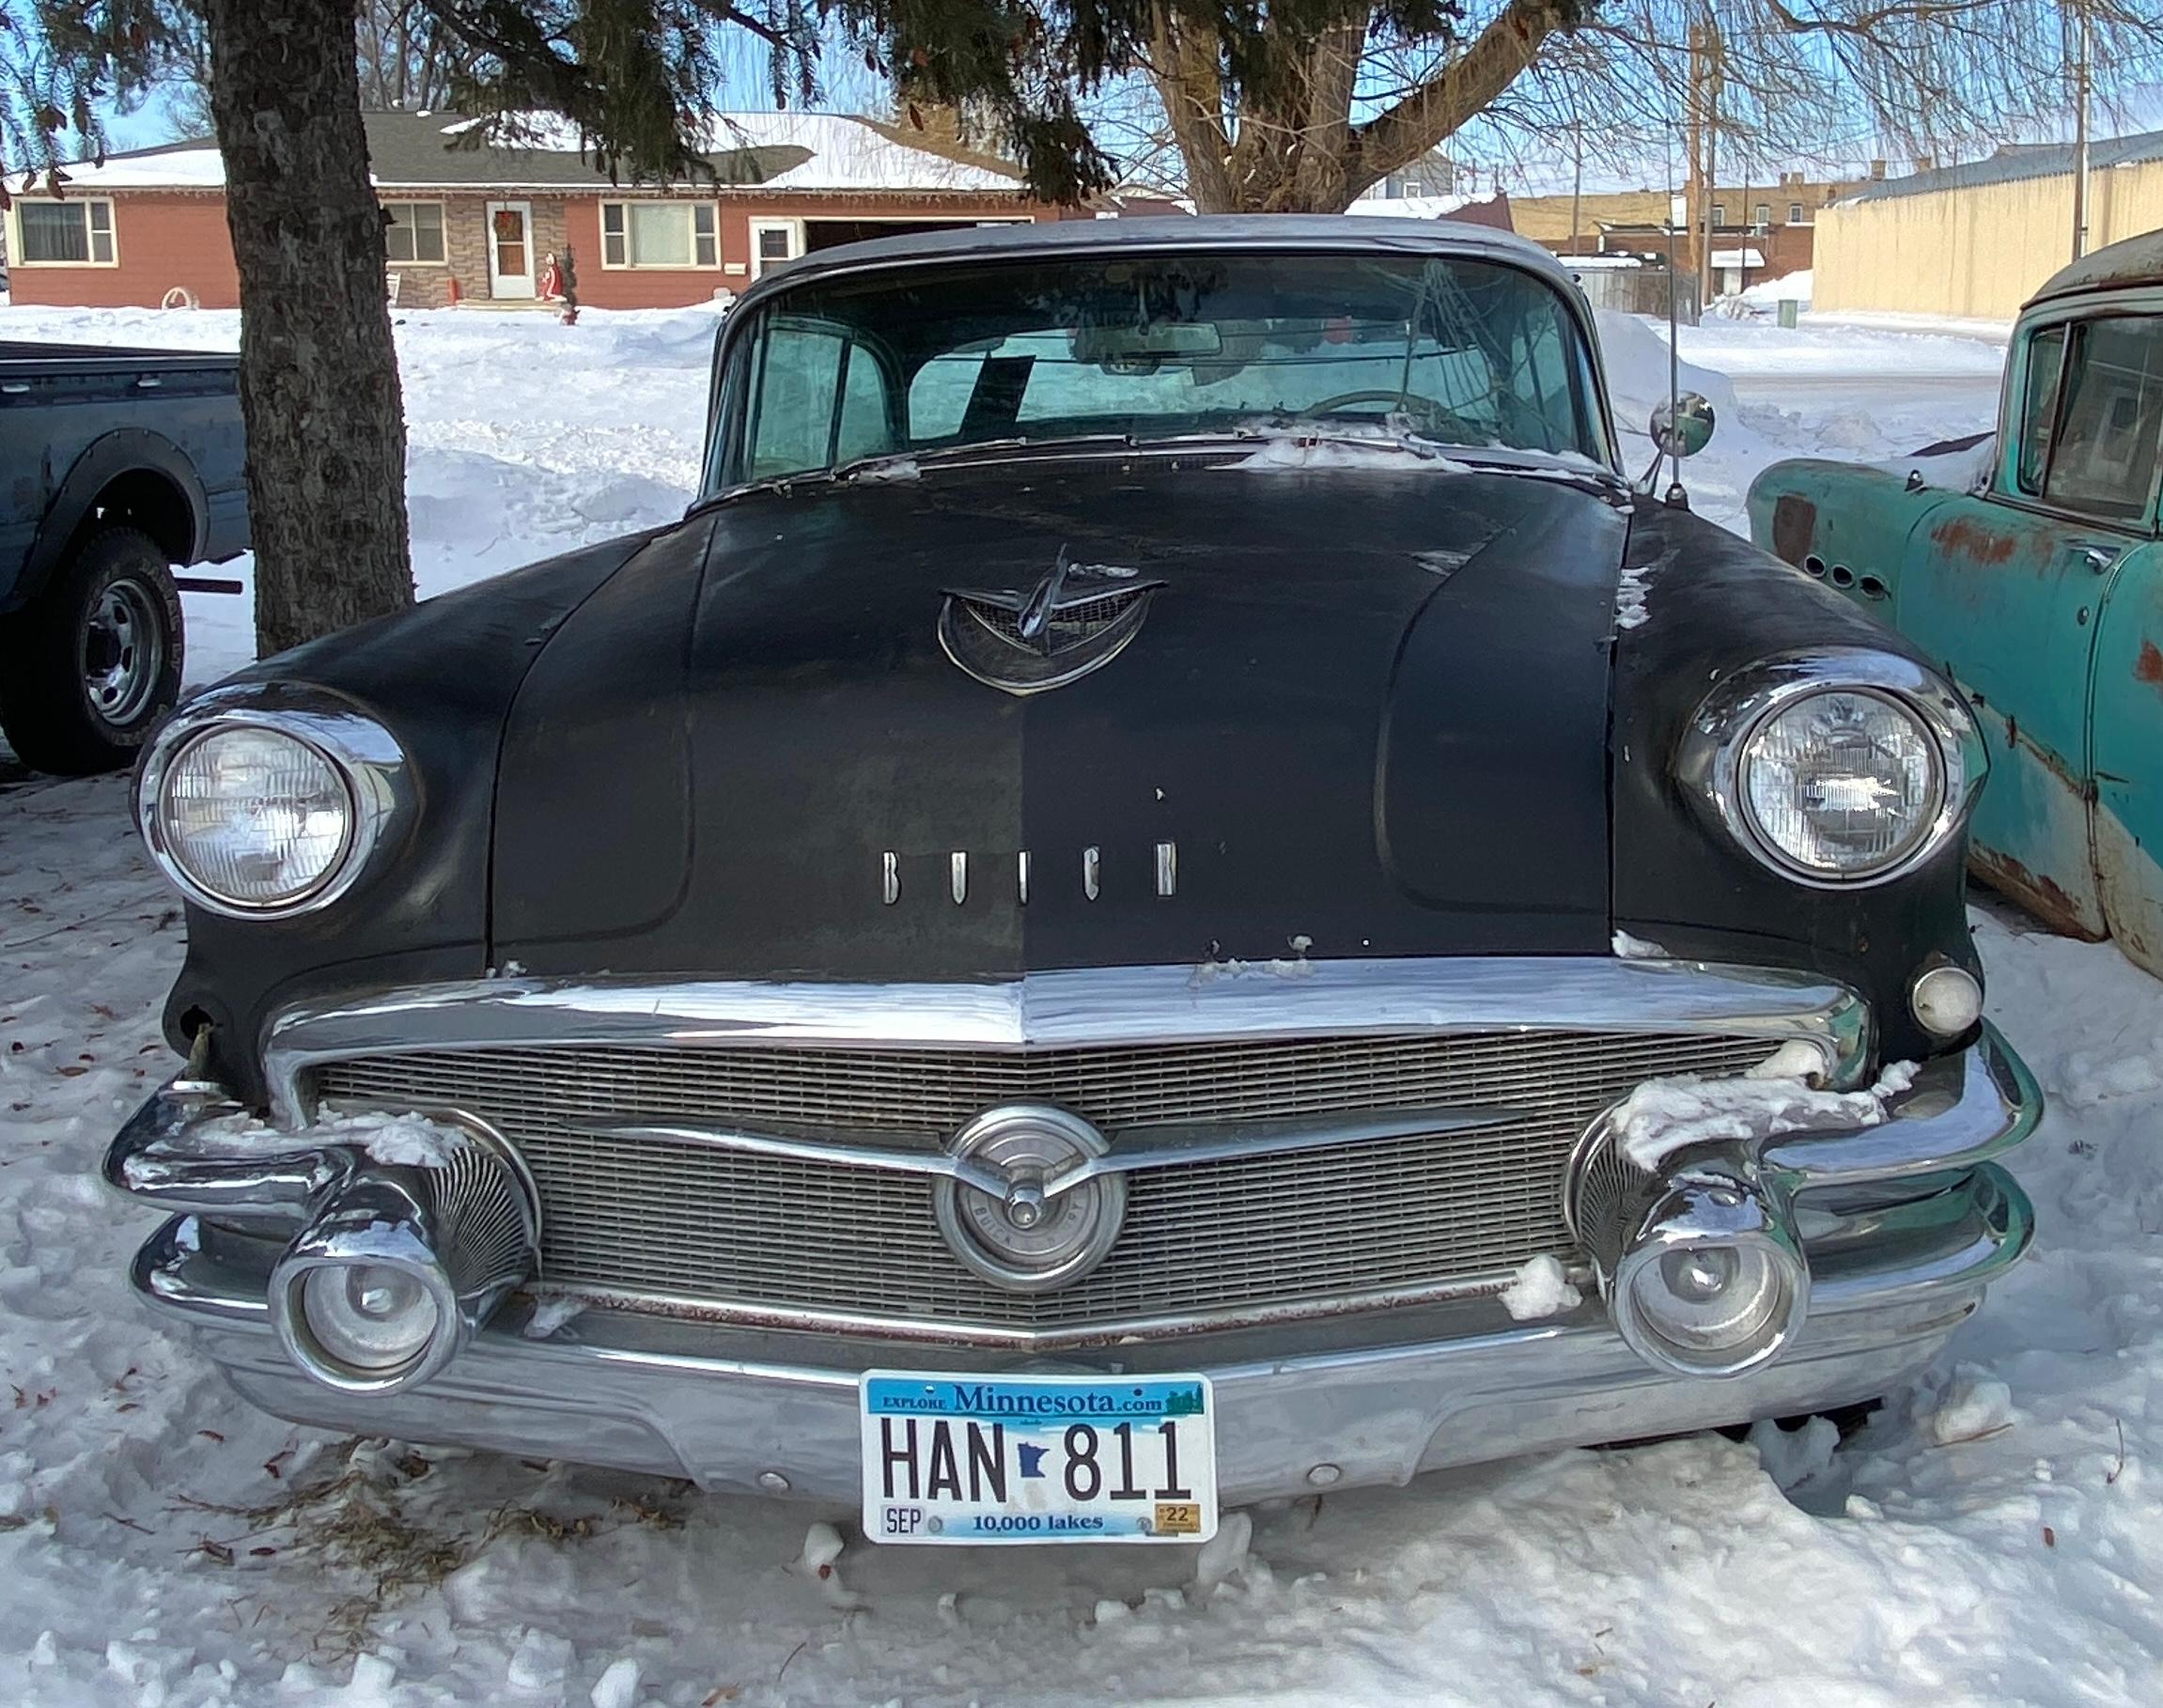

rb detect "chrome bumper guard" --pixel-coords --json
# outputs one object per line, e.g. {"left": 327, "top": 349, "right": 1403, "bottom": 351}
{"left": 107, "top": 1020, "right": 2038, "bottom": 1504}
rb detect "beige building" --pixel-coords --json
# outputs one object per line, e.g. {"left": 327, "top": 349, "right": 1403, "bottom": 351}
{"left": 1816, "top": 132, "right": 2163, "bottom": 319}
{"left": 1512, "top": 174, "right": 1850, "bottom": 281}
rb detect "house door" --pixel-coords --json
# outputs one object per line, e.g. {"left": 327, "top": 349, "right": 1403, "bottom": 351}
{"left": 486, "top": 201, "right": 535, "bottom": 298}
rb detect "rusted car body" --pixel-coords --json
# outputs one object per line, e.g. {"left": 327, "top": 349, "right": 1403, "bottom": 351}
{"left": 1749, "top": 231, "right": 2163, "bottom": 974}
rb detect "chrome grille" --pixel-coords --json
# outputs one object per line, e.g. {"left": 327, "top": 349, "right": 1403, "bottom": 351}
{"left": 313, "top": 1031, "right": 1775, "bottom": 1341}
{"left": 966, "top": 592, "right": 1135, "bottom": 647}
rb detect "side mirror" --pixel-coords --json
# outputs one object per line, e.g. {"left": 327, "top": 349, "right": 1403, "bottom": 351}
{"left": 1651, "top": 393, "right": 1717, "bottom": 459}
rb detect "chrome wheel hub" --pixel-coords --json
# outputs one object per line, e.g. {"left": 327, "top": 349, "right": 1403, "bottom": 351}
{"left": 81, "top": 578, "right": 163, "bottom": 726}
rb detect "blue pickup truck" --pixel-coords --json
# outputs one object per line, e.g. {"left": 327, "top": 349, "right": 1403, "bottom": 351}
{"left": 1, "top": 341, "right": 249, "bottom": 774}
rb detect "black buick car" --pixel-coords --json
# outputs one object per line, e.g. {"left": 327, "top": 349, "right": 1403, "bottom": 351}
{"left": 108, "top": 218, "right": 2033, "bottom": 1548}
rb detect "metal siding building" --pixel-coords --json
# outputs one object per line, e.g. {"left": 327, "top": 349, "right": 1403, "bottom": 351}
{"left": 1815, "top": 133, "right": 2163, "bottom": 320}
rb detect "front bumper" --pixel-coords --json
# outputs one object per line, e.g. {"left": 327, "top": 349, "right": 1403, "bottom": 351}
{"left": 112, "top": 1022, "right": 2039, "bottom": 1505}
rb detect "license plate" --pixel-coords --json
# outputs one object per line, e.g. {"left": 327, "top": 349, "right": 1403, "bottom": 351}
{"left": 860, "top": 1372, "right": 1218, "bottom": 1545}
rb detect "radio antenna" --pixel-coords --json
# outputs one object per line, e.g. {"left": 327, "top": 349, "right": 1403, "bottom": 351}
{"left": 1661, "top": 104, "right": 1687, "bottom": 505}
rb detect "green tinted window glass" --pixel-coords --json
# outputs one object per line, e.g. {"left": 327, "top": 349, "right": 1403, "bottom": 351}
{"left": 2043, "top": 317, "right": 2163, "bottom": 522}
{"left": 2015, "top": 323, "right": 2067, "bottom": 497}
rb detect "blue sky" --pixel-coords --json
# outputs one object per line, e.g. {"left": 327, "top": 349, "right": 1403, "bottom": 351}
{"left": 91, "top": 60, "right": 2163, "bottom": 199}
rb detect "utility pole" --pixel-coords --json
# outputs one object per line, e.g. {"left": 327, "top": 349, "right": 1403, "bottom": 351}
{"left": 2072, "top": 0, "right": 2093, "bottom": 261}
{"left": 1569, "top": 109, "right": 1584, "bottom": 256}
{"left": 1687, "top": 22, "right": 1721, "bottom": 311}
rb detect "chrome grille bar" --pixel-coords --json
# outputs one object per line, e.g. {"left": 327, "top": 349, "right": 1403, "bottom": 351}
{"left": 312, "top": 1028, "right": 1778, "bottom": 1343}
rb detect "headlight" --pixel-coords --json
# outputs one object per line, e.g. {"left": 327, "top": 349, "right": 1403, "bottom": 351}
{"left": 158, "top": 727, "right": 353, "bottom": 908}
{"left": 1675, "top": 649, "right": 1984, "bottom": 890}
{"left": 1738, "top": 688, "right": 1944, "bottom": 877}
{"left": 137, "top": 686, "right": 408, "bottom": 918}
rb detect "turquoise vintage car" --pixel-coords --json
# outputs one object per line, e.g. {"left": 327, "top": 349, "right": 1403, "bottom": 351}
{"left": 1749, "top": 230, "right": 2163, "bottom": 976}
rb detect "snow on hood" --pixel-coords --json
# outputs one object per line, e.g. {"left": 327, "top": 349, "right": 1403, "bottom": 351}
{"left": 1228, "top": 429, "right": 1475, "bottom": 473}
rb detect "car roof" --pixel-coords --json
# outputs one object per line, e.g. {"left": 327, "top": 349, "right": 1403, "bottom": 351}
{"left": 2028, "top": 229, "right": 2163, "bottom": 308}
{"left": 729, "top": 214, "right": 1581, "bottom": 310}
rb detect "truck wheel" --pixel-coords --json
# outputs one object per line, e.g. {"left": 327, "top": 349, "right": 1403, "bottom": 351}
{"left": 0, "top": 527, "right": 185, "bottom": 776}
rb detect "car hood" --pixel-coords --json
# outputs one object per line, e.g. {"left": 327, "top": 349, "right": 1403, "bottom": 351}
{"left": 490, "top": 459, "right": 1629, "bottom": 979}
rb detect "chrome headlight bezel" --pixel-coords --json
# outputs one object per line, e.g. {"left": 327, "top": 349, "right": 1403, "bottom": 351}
{"left": 135, "top": 684, "right": 410, "bottom": 920}
{"left": 1675, "top": 648, "right": 1985, "bottom": 890}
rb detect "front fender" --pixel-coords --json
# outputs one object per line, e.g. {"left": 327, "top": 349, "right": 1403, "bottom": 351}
{"left": 1745, "top": 458, "right": 1961, "bottom": 623}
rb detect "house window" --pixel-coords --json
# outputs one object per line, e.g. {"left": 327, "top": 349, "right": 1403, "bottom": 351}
{"left": 600, "top": 201, "right": 720, "bottom": 268}
{"left": 1753, "top": 203, "right": 1770, "bottom": 225}
{"left": 1709, "top": 203, "right": 1725, "bottom": 226}
{"left": 382, "top": 201, "right": 445, "bottom": 264}
{"left": 14, "top": 197, "right": 116, "bottom": 265}
{"left": 748, "top": 218, "right": 803, "bottom": 278}
{"left": 1789, "top": 201, "right": 1805, "bottom": 223}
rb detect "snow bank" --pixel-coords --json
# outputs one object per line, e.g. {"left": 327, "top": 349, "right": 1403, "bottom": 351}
{"left": 6, "top": 303, "right": 2163, "bottom": 1708}
{"left": 1742, "top": 268, "right": 1813, "bottom": 309}
{"left": 1594, "top": 306, "right": 1740, "bottom": 426}
{"left": 0, "top": 302, "right": 716, "bottom": 687}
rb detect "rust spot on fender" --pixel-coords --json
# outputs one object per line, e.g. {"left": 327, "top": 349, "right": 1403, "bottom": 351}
{"left": 1931, "top": 516, "right": 2018, "bottom": 566}
{"left": 2136, "top": 640, "right": 2163, "bottom": 692}
{"left": 1970, "top": 846, "right": 2106, "bottom": 939}
{"left": 1770, "top": 494, "right": 1817, "bottom": 566}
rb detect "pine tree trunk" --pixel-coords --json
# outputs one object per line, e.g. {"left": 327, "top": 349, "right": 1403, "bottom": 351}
{"left": 202, "top": 0, "right": 413, "bottom": 659}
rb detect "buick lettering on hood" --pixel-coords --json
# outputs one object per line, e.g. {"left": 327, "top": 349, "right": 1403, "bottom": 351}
{"left": 110, "top": 218, "right": 2036, "bottom": 1546}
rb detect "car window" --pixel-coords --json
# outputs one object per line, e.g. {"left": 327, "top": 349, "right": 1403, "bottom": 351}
{"left": 2017, "top": 315, "right": 2163, "bottom": 524}
{"left": 2015, "top": 324, "right": 2067, "bottom": 497}
{"left": 834, "top": 344, "right": 894, "bottom": 465}
{"left": 719, "top": 251, "right": 1606, "bottom": 486}
{"left": 746, "top": 318, "right": 895, "bottom": 479}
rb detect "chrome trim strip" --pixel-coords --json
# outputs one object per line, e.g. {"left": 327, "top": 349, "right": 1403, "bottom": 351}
{"left": 127, "top": 1164, "right": 2029, "bottom": 1501}
{"left": 1017, "top": 850, "right": 1031, "bottom": 906}
{"left": 1156, "top": 841, "right": 1176, "bottom": 897}
{"left": 257, "top": 957, "right": 1873, "bottom": 1129}
{"left": 473, "top": 1269, "right": 1544, "bottom": 1350}
{"left": 587, "top": 1105, "right": 1521, "bottom": 1203}
{"left": 1763, "top": 1018, "right": 2038, "bottom": 1188}
{"left": 1082, "top": 846, "right": 1100, "bottom": 901}
{"left": 949, "top": 850, "right": 968, "bottom": 906}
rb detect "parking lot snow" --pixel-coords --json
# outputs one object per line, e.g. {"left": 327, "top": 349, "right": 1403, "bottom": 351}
{"left": 3, "top": 303, "right": 2155, "bottom": 1707}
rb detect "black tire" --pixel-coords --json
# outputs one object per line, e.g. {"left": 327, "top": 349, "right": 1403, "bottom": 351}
{"left": 0, "top": 527, "right": 185, "bottom": 776}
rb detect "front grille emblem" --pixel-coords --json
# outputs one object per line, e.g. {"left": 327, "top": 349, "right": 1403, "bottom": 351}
{"left": 932, "top": 1105, "right": 1126, "bottom": 1292}
{"left": 939, "top": 547, "right": 1166, "bottom": 696}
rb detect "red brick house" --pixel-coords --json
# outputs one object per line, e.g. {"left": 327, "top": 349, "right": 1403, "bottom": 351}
{"left": 4, "top": 110, "right": 1077, "bottom": 312}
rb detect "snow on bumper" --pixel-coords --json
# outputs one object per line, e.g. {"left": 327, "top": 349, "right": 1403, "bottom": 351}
{"left": 104, "top": 1026, "right": 2038, "bottom": 1504}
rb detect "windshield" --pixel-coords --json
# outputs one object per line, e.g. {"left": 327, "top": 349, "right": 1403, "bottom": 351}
{"left": 712, "top": 250, "right": 1608, "bottom": 488}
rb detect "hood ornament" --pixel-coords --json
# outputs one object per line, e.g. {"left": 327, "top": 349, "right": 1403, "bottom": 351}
{"left": 940, "top": 548, "right": 1167, "bottom": 696}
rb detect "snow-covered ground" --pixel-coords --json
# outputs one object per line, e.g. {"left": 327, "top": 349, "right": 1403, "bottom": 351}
{"left": 8, "top": 302, "right": 2161, "bottom": 1708}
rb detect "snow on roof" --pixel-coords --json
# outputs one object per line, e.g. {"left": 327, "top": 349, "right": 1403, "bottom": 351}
{"left": 33, "top": 109, "right": 1020, "bottom": 196}
{"left": 696, "top": 112, "right": 1017, "bottom": 194}
{"left": 1346, "top": 191, "right": 1495, "bottom": 219}
{"left": 23, "top": 145, "right": 227, "bottom": 190}
{"left": 1712, "top": 247, "right": 1766, "bottom": 269}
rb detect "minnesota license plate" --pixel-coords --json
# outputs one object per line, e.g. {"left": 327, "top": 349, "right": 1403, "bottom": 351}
{"left": 860, "top": 1372, "right": 1218, "bottom": 1545}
